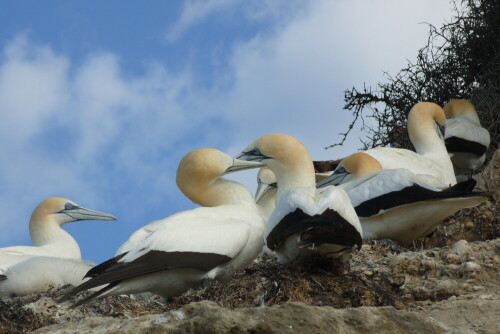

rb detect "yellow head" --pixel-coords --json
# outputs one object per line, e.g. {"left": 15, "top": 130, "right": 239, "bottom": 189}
{"left": 407, "top": 102, "right": 447, "bottom": 144}
{"left": 443, "top": 99, "right": 480, "bottom": 124}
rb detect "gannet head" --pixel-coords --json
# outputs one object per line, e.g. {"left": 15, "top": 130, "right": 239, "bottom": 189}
{"left": 443, "top": 99, "right": 480, "bottom": 124}
{"left": 235, "top": 133, "right": 314, "bottom": 183}
{"left": 31, "top": 197, "right": 117, "bottom": 226}
{"left": 316, "top": 153, "right": 382, "bottom": 188}
{"left": 177, "top": 148, "right": 264, "bottom": 205}
{"left": 408, "top": 102, "right": 447, "bottom": 143}
{"left": 255, "top": 167, "right": 277, "bottom": 202}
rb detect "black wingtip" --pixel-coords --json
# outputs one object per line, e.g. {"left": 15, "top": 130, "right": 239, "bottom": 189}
{"left": 0, "top": 274, "right": 7, "bottom": 282}
{"left": 299, "top": 217, "right": 363, "bottom": 250}
{"left": 445, "top": 137, "right": 487, "bottom": 156}
{"left": 70, "top": 283, "right": 118, "bottom": 308}
{"left": 266, "top": 208, "right": 362, "bottom": 251}
{"left": 447, "top": 178, "right": 477, "bottom": 192}
{"left": 85, "top": 252, "right": 128, "bottom": 278}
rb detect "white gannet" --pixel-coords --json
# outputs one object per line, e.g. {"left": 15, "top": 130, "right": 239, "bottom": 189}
{"left": 255, "top": 167, "right": 278, "bottom": 219}
{"left": 443, "top": 99, "right": 490, "bottom": 177}
{"left": 0, "top": 197, "right": 116, "bottom": 272}
{"left": 236, "top": 134, "right": 362, "bottom": 264}
{"left": 61, "top": 149, "right": 266, "bottom": 306}
{"left": 317, "top": 152, "right": 491, "bottom": 245}
{"left": 332, "top": 102, "right": 456, "bottom": 187}
{"left": 255, "top": 168, "right": 278, "bottom": 258}
{"left": 0, "top": 257, "right": 94, "bottom": 298}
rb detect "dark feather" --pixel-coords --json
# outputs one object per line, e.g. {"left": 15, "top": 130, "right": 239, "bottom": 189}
{"left": 355, "top": 179, "right": 492, "bottom": 217}
{"left": 445, "top": 136, "right": 487, "bottom": 156}
{"left": 85, "top": 252, "right": 127, "bottom": 278}
{"left": 266, "top": 208, "right": 362, "bottom": 251}
{"left": 71, "top": 282, "right": 120, "bottom": 307}
{"left": 0, "top": 274, "right": 7, "bottom": 282}
{"left": 60, "top": 250, "right": 231, "bottom": 303}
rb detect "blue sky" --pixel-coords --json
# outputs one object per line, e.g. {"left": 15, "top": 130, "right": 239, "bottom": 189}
{"left": 0, "top": 0, "right": 453, "bottom": 263}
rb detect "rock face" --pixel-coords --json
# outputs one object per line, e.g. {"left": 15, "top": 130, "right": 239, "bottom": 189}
{"left": 0, "top": 150, "right": 498, "bottom": 334}
{"left": 476, "top": 148, "right": 500, "bottom": 201}
{"left": 33, "top": 301, "right": 449, "bottom": 334}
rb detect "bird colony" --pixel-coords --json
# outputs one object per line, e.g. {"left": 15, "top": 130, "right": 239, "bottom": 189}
{"left": 0, "top": 100, "right": 492, "bottom": 305}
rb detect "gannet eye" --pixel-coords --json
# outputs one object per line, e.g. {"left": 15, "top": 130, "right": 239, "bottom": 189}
{"left": 65, "top": 203, "right": 75, "bottom": 210}
{"left": 334, "top": 166, "right": 346, "bottom": 174}
{"left": 436, "top": 123, "right": 446, "bottom": 138}
{"left": 249, "top": 148, "right": 262, "bottom": 156}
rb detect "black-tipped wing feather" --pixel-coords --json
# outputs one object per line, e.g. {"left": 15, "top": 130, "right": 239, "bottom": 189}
{"left": 445, "top": 136, "right": 487, "bottom": 156}
{"left": 266, "top": 208, "right": 362, "bottom": 251}
{"left": 355, "top": 179, "right": 491, "bottom": 217}
{"left": 61, "top": 250, "right": 231, "bottom": 302}
{"left": 85, "top": 252, "right": 127, "bottom": 278}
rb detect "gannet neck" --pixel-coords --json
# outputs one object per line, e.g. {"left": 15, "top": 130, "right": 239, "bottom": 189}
{"left": 443, "top": 99, "right": 481, "bottom": 124}
{"left": 202, "top": 178, "right": 257, "bottom": 207}
{"left": 25, "top": 196, "right": 116, "bottom": 259}
{"left": 342, "top": 153, "right": 382, "bottom": 179}
{"left": 253, "top": 133, "right": 315, "bottom": 199}
{"left": 407, "top": 102, "right": 448, "bottom": 155}
{"left": 29, "top": 214, "right": 81, "bottom": 257}
{"left": 177, "top": 148, "right": 257, "bottom": 207}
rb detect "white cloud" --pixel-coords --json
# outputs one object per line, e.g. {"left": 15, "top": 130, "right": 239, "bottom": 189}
{"left": 166, "top": 0, "right": 241, "bottom": 42}
{"left": 213, "top": 0, "right": 452, "bottom": 159}
{"left": 0, "top": 35, "right": 69, "bottom": 143}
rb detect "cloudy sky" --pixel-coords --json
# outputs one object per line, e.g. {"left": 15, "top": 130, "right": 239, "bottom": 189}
{"left": 0, "top": 0, "right": 453, "bottom": 263}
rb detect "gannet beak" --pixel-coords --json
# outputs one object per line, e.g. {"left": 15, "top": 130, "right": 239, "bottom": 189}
{"left": 235, "top": 148, "right": 271, "bottom": 163}
{"left": 255, "top": 182, "right": 277, "bottom": 202}
{"left": 224, "top": 158, "right": 265, "bottom": 175}
{"left": 315, "top": 172, "right": 332, "bottom": 182}
{"left": 59, "top": 206, "right": 117, "bottom": 221}
{"left": 437, "top": 123, "right": 446, "bottom": 138}
{"left": 316, "top": 170, "right": 350, "bottom": 188}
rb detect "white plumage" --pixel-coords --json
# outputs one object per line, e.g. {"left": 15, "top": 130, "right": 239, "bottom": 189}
{"left": 319, "top": 153, "right": 490, "bottom": 245}
{"left": 0, "top": 197, "right": 116, "bottom": 273}
{"left": 237, "top": 133, "right": 362, "bottom": 264}
{"left": 443, "top": 99, "right": 490, "bottom": 177}
{"left": 61, "top": 149, "right": 266, "bottom": 305}
{"left": 255, "top": 167, "right": 278, "bottom": 219}
{"left": 325, "top": 102, "right": 457, "bottom": 187}
{"left": 0, "top": 257, "right": 94, "bottom": 298}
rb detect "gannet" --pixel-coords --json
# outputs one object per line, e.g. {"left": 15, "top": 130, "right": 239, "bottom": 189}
{"left": 255, "top": 167, "right": 278, "bottom": 219}
{"left": 61, "top": 149, "right": 266, "bottom": 306}
{"left": 0, "top": 257, "right": 94, "bottom": 297}
{"left": 443, "top": 99, "right": 490, "bottom": 177}
{"left": 236, "top": 134, "right": 362, "bottom": 264}
{"left": 330, "top": 102, "right": 456, "bottom": 187}
{"left": 318, "top": 152, "right": 491, "bottom": 245}
{"left": 0, "top": 197, "right": 116, "bottom": 272}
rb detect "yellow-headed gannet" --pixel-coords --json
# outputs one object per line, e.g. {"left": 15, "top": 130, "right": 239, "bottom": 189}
{"left": 318, "top": 153, "right": 491, "bottom": 245}
{"left": 443, "top": 99, "right": 490, "bottom": 177}
{"left": 255, "top": 168, "right": 278, "bottom": 258}
{"left": 61, "top": 149, "right": 266, "bottom": 306}
{"left": 255, "top": 167, "right": 278, "bottom": 219}
{"left": 236, "top": 134, "right": 362, "bottom": 264}
{"left": 0, "top": 197, "right": 116, "bottom": 272}
{"left": 330, "top": 102, "right": 456, "bottom": 187}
